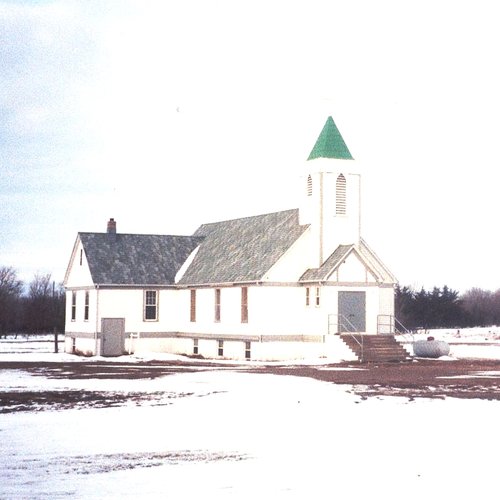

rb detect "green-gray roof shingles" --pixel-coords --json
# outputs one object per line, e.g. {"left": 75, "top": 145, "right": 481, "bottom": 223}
{"left": 80, "top": 233, "right": 203, "bottom": 285}
{"left": 179, "top": 209, "right": 309, "bottom": 285}
{"left": 300, "top": 244, "right": 353, "bottom": 282}
{"left": 307, "top": 116, "right": 354, "bottom": 161}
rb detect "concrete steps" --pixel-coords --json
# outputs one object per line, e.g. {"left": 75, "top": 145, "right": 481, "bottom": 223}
{"left": 340, "top": 334, "right": 411, "bottom": 363}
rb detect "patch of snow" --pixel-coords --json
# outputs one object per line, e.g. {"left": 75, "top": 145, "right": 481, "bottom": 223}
{"left": 1, "top": 370, "right": 500, "bottom": 499}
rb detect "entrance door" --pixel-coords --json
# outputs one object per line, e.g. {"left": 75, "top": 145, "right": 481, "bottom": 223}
{"left": 101, "top": 318, "right": 125, "bottom": 356}
{"left": 338, "top": 292, "right": 366, "bottom": 333}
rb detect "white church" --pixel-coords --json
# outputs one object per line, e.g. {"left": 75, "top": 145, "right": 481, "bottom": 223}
{"left": 63, "top": 117, "right": 399, "bottom": 361}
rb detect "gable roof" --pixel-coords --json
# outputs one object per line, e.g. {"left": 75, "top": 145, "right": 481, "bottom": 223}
{"left": 358, "top": 238, "right": 397, "bottom": 283}
{"left": 178, "top": 209, "right": 309, "bottom": 285}
{"left": 307, "top": 116, "right": 354, "bottom": 161}
{"left": 78, "top": 233, "right": 203, "bottom": 285}
{"left": 300, "top": 241, "right": 396, "bottom": 284}
{"left": 299, "top": 244, "right": 353, "bottom": 282}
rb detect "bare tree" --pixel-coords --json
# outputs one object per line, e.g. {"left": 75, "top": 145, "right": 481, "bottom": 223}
{"left": 25, "top": 273, "right": 53, "bottom": 333}
{"left": 461, "top": 288, "right": 497, "bottom": 327}
{"left": 0, "top": 266, "right": 24, "bottom": 336}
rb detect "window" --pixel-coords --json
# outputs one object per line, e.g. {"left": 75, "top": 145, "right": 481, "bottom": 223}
{"left": 245, "top": 341, "right": 251, "bottom": 360}
{"left": 241, "top": 287, "right": 248, "bottom": 323}
{"left": 214, "top": 288, "right": 221, "bottom": 322}
{"left": 336, "top": 174, "right": 346, "bottom": 215}
{"left": 305, "top": 287, "right": 310, "bottom": 306}
{"left": 193, "top": 339, "right": 199, "bottom": 355}
{"left": 190, "top": 289, "right": 196, "bottom": 322}
{"left": 218, "top": 340, "right": 224, "bottom": 357}
{"left": 307, "top": 175, "right": 312, "bottom": 196}
{"left": 71, "top": 291, "right": 76, "bottom": 321}
{"left": 144, "top": 290, "right": 158, "bottom": 321}
{"left": 79, "top": 249, "right": 83, "bottom": 266}
{"left": 315, "top": 287, "right": 321, "bottom": 307}
{"left": 84, "top": 291, "right": 89, "bottom": 321}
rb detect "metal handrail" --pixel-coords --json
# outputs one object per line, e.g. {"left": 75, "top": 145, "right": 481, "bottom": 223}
{"left": 377, "top": 314, "right": 414, "bottom": 349}
{"left": 394, "top": 317, "right": 415, "bottom": 346}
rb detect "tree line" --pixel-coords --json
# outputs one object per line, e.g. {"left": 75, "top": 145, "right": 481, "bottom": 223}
{"left": 0, "top": 266, "right": 65, "bottom": 337}
{"left": 395, "top": 284, "right": 500, "bottom": 330}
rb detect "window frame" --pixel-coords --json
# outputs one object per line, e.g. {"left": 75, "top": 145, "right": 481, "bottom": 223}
{"left": 336, "top": 173, "right": 347, "bottom": 215}
{"left": 190, "top": 289, "right": 196, "bottom": 323}
{"left": 241, "top": 287, "right": 248, "bottom": 323}
{"left": 214, "top": 288, "right": 221, "bottom": 322}
{"left": 84, "top": 291, "right": 89, "bottom": 321}
{"left": 71, "top": 291, "right": 76, "bottom": 321}
{"left": 144, "top": 290, "right": 159, "bottom": 321}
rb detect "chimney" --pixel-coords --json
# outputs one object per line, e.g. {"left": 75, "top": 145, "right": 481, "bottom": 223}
{"left": 107, "top": 218, "right": 116, "bottom": 234}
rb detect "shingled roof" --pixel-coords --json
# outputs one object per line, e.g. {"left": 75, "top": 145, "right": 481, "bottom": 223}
{"left": 300, "top": 245, "right": 353, "bottom": 282}
{"left": 178, "top": 209, "right": 309, "bottom": 285}
{"left": 79, "top": 233, "right": 203, "bottom": 285}
{"left": 307, "top": 116, "right": 353, "bottom": 161}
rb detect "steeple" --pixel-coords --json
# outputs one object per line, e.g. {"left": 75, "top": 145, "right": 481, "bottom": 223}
{"left": 300, "top": 116, "right": 360, "bottom": 268}
{"left": 307, "top": 116, "right": 353, "bottom": 161}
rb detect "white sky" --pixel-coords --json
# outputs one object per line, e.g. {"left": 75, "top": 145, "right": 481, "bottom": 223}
{"left": 1, "top": 0, "right": 499, "bottom": 292}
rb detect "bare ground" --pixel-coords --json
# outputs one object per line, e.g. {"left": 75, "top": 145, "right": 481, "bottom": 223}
{"left": 1, "top": 357, "right": 500, "bottom": 413}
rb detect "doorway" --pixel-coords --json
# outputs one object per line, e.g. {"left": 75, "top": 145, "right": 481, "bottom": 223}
{"left": 101, "top": 318, "right": 125, "bottom": 356}
{"left": 338, "top": 291, "right": 366, "bottom": 333}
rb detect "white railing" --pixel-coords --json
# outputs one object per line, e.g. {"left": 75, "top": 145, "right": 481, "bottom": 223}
{"left": 128, "top": 332, "right": 140, "bottom": 355}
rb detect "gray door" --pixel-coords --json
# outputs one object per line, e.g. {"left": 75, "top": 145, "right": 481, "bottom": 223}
{"left": 338, "top": 292, "right": 366, "bottom": 333}
{"left": 101, "top": 318, "right": 125, "bottom": 356}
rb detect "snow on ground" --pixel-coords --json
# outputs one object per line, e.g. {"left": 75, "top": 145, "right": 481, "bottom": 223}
{"left": 4, "top": 327, "right": 500, "bottom": 363}
{"left": 398, "top": 326, "right": 500, "bottom": 360}
{"left": 2, "top": 369, "right": 500, "bottom": 499}
{"left": 2, "top": 330, "right": 500, "bottom": 498}
{"left": 0, "top": 332, "right": 500, "bottom": 500}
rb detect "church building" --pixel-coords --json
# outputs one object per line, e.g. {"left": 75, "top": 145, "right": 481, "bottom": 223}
{"left": 63, "top": 117, "right": 398, "bottom": 361}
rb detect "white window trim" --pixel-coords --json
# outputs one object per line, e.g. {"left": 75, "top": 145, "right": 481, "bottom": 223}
{"left": 84, "top": 291, "right": 89, "bottom": 322}
{"left": 144, "top": 290, "right": 159, "bottom": 322}
{"left": 315, "top": 287, "right": 321, "bottom": 307}
{"left": 71, "top": 291, "right": 77, "bottom": 321}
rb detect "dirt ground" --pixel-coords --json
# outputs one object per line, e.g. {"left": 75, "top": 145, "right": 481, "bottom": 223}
{"left": 1, "top": 357, "right": 500, "bottom": 413}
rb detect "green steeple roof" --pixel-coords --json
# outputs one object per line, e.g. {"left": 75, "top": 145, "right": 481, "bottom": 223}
{"left": 307, "top": 116, "right": 353, "bottom": 160}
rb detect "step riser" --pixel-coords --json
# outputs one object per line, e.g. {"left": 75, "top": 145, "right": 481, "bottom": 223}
{"left": 340, "top": 335, "right": 411, "bottom": 363}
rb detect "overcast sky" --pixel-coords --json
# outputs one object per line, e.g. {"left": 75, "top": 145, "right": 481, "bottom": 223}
{"left": 1, "top": 0, "right": 499, "bottom": 292}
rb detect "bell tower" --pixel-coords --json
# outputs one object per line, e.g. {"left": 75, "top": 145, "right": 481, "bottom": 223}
{"left": 299, "top": 116, "right": 361, "bottom": 268}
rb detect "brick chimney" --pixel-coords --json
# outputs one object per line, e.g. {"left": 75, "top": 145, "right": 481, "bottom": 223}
{"left": 107, "top": 218, "right": 116, "bottom": 234}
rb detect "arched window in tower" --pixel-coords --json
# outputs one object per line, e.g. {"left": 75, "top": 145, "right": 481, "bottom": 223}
{"left": 336, "top": 174, "right": 346, "bottom": 215}
{"left": 307, "top": 175, "right": 312, "bottom": 196}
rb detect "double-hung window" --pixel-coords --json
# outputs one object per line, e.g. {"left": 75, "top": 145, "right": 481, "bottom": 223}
{"left": 190, "top": 290, "right": 196, "bottom": 322}
{"left": 71, "top": 291, "right": 76, "bottom": 321}
{"left": 84, "top": 291, "right": 89, "bottom": 321}
{"left": 144, "top": 290, "right": 158, "bottom": 321}
{"left": 214, "top": 288, "right": 221, "bottom": 322}
{"left": 241, "top": 287, "right": 248, "bottom": 323}
{"left": 315, "top": 287, "right": 321, "bottom": 307}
